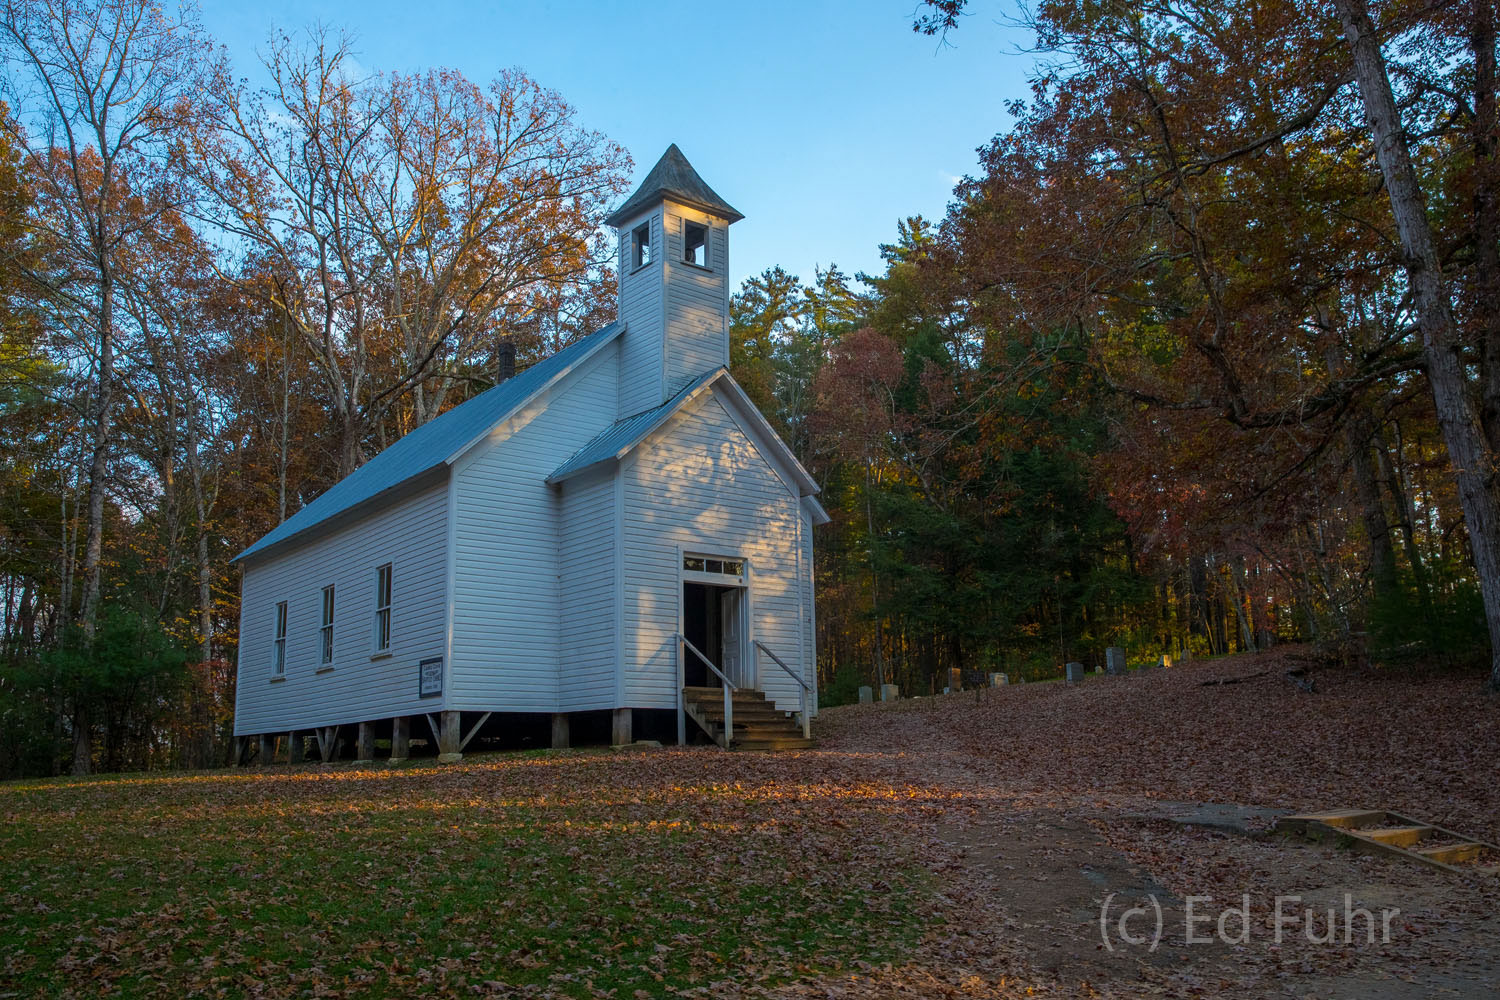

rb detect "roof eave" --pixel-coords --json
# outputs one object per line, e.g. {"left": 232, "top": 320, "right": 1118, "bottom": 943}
{"left": 710, "top": 372, "right": 822, "bottom": 497}
{"left": 605, "top": 192, "right": 744, "bottom": 228}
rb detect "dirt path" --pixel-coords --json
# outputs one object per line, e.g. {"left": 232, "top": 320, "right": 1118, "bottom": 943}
{"left": 810, "top": 661, "right": 1500, "bottom": 999}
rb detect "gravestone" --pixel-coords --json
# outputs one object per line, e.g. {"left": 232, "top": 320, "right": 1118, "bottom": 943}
{"left": 1159, "top": 653, "right": 1172, "bottom": 669}
{"left": 858, "top": 685, "right": 873, "bottom": 704}
{"left": 1106, "top": 646, "right": 1127, "bottom": 675}
{"left": 880, "top": 683, "right": 899, "bottom": 702}
{"left": 998, "top": 673, "right": 1010, "bottom": 685}
{"left": 989, "top": 672, "right": 1005, "bottom": 687}
{"left": 948, "top": 667, "right": 962, "bottom": 692}
{"left": 1065, "top": 661, "right": 1085, "bottom": 684}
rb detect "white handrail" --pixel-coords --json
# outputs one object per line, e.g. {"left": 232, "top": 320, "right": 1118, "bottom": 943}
{"left": 753, "top": 639, "right": 811, "bottom": 739}
{"left": 677, "top": 633, "right": 736, "bottom": 745}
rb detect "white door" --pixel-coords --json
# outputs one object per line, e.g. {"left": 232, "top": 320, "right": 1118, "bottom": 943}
{"left": 720, "top": 589, "right": 746, "bottom": 688}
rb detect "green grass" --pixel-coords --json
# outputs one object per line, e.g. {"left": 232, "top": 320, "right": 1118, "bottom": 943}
{"left": 0, "top": 749, "right": 933, "bottom": 998}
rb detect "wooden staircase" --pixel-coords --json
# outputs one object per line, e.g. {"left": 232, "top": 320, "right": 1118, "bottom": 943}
{"left": 682, "top": 686, "right": 814, "bottom": 750}
{"left": 1277, "top": 808, "right": 1500, "bottom": 876}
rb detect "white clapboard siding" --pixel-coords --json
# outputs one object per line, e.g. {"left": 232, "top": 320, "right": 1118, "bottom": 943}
{"left": 448, "top": 342, "right": 620, "bottom": 711}
{"left": 663, "top": 209, "right": 729, "bottom": 392}
{"left": 801, "top": 505, "right": 819, "bottom": 715}
{"left": 617, "top": 208, "right": 665, "bottom": 418}
{"left": 233, "top": 482, "right": 449, "bottom": 735}
{"left": 558, "top": 464, "right": 617, "bottom": 711}
{"left": 622, "top": 391, "right": 808, "bottom": 712}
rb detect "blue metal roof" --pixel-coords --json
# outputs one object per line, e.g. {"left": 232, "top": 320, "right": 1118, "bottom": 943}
{"left": 235, "top": 323, "right": 623, "bottom": 563}
{"left": 546, "top": 369, "right": 722, "bottom": 485}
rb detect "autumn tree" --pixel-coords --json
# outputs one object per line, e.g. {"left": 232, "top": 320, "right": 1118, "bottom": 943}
{"left": 915, "top": 0, "right": 1499, "bottom": 683}
{"left": 0, "top": 0, "right": 211, "bottom": 644}
{"left": 193, "top": 29, "right": 629, "bottom": 477}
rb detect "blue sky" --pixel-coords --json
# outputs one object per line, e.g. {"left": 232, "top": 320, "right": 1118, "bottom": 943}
{"left": 200, "top": 1, "right": 1032, "bottom": 291}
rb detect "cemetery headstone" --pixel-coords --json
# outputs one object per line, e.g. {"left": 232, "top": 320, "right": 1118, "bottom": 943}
{"left": 1159, "top": 653, "right": 1172, "bottom": 669}
{"left": 1106, "top": 646, "right": 1127, "bottom": 675}
{"left": 880, "top": 683, "right": 899, "bottom": 701}
{"left": 858, "top": 685, "right": 873, "bottom": 704}
{"left": 1065, "top": 661, "right": 1085, "bottom": 684}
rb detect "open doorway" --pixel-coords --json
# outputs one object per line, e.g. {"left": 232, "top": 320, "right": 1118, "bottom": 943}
{"left": 682, "top": 581, "right": 748, "bottom": 688}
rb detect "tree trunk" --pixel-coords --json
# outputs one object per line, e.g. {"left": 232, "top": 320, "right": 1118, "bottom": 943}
{"left": 1335, "top": 0, "right": 1500, "bottom": 690}
{"left": 79, "top": 271, "right": 115, "bottom": 637}
{"left": 1474, "top": 0, "right": 1500, "bottom": 451}
{"left": 70, "top": 709, "right": 91, "bottom": 776}
{"left": 185, "top": 410, "right": 214, "bottom": 662}
{"left": 1230, "top": 556, "right": 1257, "bottom": 652}
{"left": 1373, "top": 423, "right": 1439, "bottom": 640}
{"left": 863, "top": 460, "right": 887, "bottom": 687}
{"left": 1347, "top": 408, "right": 1399, "bottom": 601}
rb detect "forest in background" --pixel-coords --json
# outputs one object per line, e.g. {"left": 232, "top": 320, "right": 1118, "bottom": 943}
{"left": 1, "top": 0, "right": 1497, "bottom": 776}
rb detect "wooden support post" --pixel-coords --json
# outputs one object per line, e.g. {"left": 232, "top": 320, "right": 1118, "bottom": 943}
{"left": 317, "top": 725, "right": 338, "bottom": 763}
{"left": 258, "top": 733, "right": 275, "bottom": 765}
{"left": 232, "top": 737, "right": 246, "bottom": 766}
{"left": 355, "top": 721, "right": 375, "bottom": 763}
{"left": 611, "top": 708, "right": 632, "bottom": 747}
{"left": 551, "top": 713, "right": 570, "bottom": 750}
{"left": 287, "top": 732, "right": 304, "bottom": 765}
{"left": 390, "top": 717, "right": 409, "bottom": 762}
{"left": 437, "top": 711, "right": 462, "bottom": 763}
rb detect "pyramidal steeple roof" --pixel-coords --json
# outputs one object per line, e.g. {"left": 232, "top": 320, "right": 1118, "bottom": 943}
{"left": 605, "top": 144, "right": 744, "bottom": 228}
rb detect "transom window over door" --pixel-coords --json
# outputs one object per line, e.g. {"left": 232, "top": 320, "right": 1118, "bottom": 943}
{"left": 320, "top": 585, "right": 335, "bottom": 664}
{"left": 374, "top": 563, "right": 392, "bottom": 653}
{"left": 683, "top": 553, "right": 746, "bottom": 586}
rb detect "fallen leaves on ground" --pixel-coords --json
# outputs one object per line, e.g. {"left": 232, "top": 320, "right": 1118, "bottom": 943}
{"left": 2, "top": 647, "right": 1496, "bottom": 998}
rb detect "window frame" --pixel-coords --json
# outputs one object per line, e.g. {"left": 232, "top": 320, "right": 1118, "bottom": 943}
{"left": 320, "top": 584, "right": 335, "bottom": 666}
{"left": 373, "top": 563, "right": 392, "bottom": 654}
{"left": 631, "top": 221, "right": 652, "bottom": 270}
{"left": 272, "top": 601, "right": 288, "bottom": 677}
{"left": 682, "top": 221, "right": 710, "bottom": 269}
{"left": 682, "top": 552, "right": 746, "bottom": 586}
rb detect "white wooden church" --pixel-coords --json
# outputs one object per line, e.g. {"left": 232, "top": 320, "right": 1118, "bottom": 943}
{"left": 232, "top": 146, "right": 827, "bottom": 763}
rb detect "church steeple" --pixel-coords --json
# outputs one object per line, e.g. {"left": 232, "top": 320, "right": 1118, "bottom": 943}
{"left": 610, "top": 145, "right": 741, "bottom": 419}
{"left": 605, "top": 144, "right": 743, "bottom": 228}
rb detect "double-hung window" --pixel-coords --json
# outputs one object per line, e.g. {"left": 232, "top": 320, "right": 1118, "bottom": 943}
{"left": 320, "top": 585, "right": 335, "bottom": 665}
{"left": 374, "top": 563, "right": 392, "bottom": 653}
{"left": 272, "top": 602, "right": 287, "bottom": 676}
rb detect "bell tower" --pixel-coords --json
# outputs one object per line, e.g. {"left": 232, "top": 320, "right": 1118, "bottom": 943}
{"left": 606, "top": 144, "right": 743, "bottom": 419}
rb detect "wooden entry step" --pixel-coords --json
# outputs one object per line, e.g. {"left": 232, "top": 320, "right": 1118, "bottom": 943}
{"left": 682, "top": 686, "right": 814, "bottom": 751}
{"left": 1276, "top": 808, "right": 1500, "bottom": 876}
